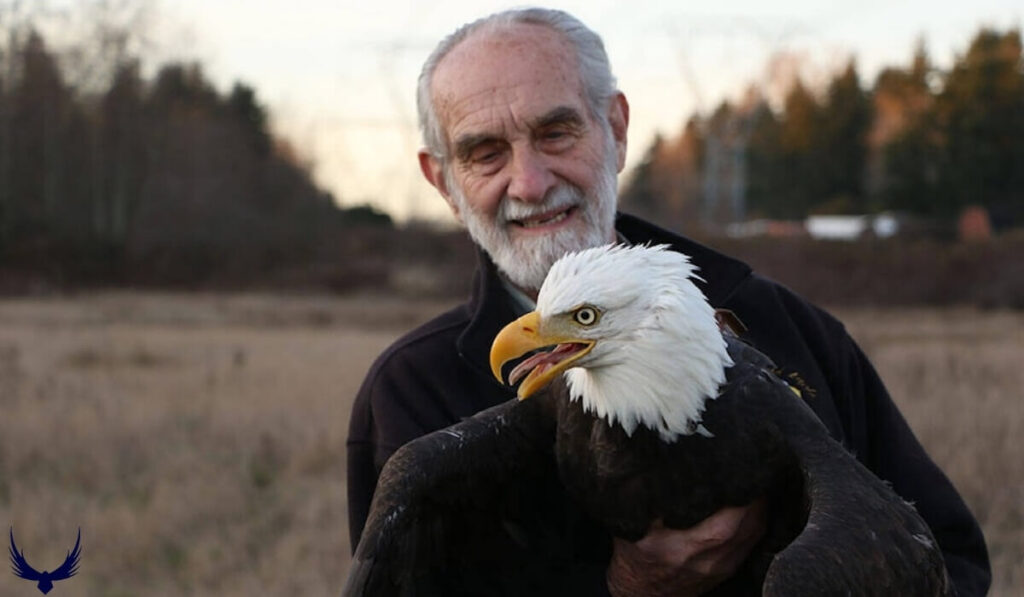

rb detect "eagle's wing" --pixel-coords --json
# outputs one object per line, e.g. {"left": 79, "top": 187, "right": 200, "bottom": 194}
{"left": 9, "top": 529, "right": 43, "bottom": 581}
{"left": 49, "top": 529, "right": 81, "bottom": 580}
{"left": 732, "top": 357, "right": 950, "bottom": 596}
{"left": 343, "top": 388, "right": 608, "bottom": 597}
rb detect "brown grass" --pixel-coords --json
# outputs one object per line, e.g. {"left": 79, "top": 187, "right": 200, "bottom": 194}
{"left": 0, "top": 294, "right": 1018, "bottom": 596}
{"left": 837, "top": 307, "right": 1024, "bottom": 594}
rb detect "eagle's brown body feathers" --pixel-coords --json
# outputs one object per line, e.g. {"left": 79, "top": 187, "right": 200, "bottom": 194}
{"left": 554, "top": 338, "right": 795, "bottom": 540}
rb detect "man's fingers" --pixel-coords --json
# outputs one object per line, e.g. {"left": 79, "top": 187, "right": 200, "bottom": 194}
{"left": 630, "top": 499, "right": 770, "bottom": 566}
{"left": 693, "top": 505, "right": 750, "bottom": 546}
{"left": 608, "top": 498, "right": 771, "bottom": 596}
{"left": 689, "top": 498, "right": 770, "bottom": 576}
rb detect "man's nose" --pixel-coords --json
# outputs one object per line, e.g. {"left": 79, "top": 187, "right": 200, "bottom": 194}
{"left": 506, "top": 148, "right": 556, "bottom": 203}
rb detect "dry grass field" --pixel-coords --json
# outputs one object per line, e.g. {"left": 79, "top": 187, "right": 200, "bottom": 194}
{"left": 0, "top": 293, "right": 1019, "bottom": 596}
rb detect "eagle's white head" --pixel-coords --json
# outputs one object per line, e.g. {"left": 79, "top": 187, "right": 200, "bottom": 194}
{"left": 490, "top": 244, "right": 733, "bottom": 442}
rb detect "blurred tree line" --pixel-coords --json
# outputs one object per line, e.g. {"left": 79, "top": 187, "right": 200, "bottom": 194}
{"left": 622, "top": 28, "right": 1024, "bottom": 235}
{"left": 0, "top": 2, "right": 391, "bottom": 290}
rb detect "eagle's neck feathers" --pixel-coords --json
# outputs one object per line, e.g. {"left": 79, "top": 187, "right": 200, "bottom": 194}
{"left": 542, "top": 245, "right": 733, "bottom": 442}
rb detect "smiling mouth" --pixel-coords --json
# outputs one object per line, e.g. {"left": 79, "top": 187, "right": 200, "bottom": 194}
{"left": 510, "top": 205, "right": 577, "bottom": 229}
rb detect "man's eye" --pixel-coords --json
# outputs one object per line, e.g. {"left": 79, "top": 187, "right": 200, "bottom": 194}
{"left": 539, "top": 129, "right": 576, "bottom": 151}
{"left": 470, "top": 146, "right": 503, "bottom": 165}
{"left": 542, "top": 129, "right": 571, "bottom": 142}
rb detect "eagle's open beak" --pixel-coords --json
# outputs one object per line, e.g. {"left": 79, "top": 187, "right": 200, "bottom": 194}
{"left": 490, "top": 311, "right": 594, "bottom": 399}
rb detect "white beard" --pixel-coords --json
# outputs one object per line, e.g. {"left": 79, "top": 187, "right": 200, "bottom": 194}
{"left": 448, "top": 136, "right": 619, "bottom": 293}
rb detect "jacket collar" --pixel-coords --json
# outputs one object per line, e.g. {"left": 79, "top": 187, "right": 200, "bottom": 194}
{"left": 455, "top": 212, "right": 753, "bottom": 379}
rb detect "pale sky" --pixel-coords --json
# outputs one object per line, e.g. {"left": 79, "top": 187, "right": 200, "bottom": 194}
{"left": 151, "top": 0, "right": 1022, "bottom": 223}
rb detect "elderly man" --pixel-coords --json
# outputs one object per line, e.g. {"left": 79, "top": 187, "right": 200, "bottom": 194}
{"left": 347, "top": 8, "right": 990, "bottom": 596}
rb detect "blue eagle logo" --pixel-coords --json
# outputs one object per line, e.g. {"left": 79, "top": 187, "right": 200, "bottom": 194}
{"left": 9, "top": 528, "right": 81, "bottom": 594}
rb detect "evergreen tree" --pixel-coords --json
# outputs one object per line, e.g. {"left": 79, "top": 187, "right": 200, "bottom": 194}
{"left": 9, "top": 31, "right": 75, "bottom": 241}
{"left": 818, "top": 61, "right": 870, "bottom": 212}
{"left": 935, "top": 29, "right": 1024, "bottom": 221}
{"left": 620, "top": 134, "right": 667, "bottom": 220}
{"left": 97, "top": 60, "right": 147, "bottom": 245}
{"left": 745, "top": 104, "right": 783, "bottom": 218}
{"left": 871, "top": 42, "right": 939, "bottom": 214}
{"left": 620, "top": 118, "right": 705, "bottom": 233}
{"left": 775, "top": 79, "right": 824, "bottom": 217}
{"left": 227, "top": 83, "right": 271, "bottom": 156}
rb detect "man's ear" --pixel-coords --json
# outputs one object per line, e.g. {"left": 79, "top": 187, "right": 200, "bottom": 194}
{"left": 607, "top": 92, "right": 630, "bottom": 172}
{"left": 418, "top": 149, "right": 461, "bottom": 221}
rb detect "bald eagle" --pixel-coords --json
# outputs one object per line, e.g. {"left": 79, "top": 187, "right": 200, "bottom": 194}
{"left": 343, "top": 244, "right": 950, "bottom": 597}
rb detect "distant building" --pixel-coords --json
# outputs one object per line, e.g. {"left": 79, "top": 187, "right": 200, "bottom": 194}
{"left": 958, "top": 206, "right": 992, "bottom": 242}
{"left": 725, "top": 213, "right": 907, "bottom": 241}
{"left": 725, "top": 219, "right": 806, "bottom": 239}
{"left": 805, "top": 215, "right": 869, "bottom": 240}
{"left": 805, "top": 213, "right": 903, "bottom": 241}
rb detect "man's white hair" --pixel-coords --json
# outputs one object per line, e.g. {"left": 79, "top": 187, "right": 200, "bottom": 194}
{"left": 416, "top": 8, "right": 619, "bottom": 161}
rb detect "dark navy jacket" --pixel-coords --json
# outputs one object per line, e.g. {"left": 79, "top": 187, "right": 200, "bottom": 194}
{"left": 347, "top": 213, "right": 990, "bottom": 595}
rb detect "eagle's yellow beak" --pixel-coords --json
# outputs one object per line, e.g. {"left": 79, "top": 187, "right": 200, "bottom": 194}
{"left": 490, "top": 311, "right": 594, "bottom": 399}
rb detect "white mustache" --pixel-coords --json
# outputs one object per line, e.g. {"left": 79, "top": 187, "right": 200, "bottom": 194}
{"left": 498, "top": 185, "right": 584, "bottom": 223}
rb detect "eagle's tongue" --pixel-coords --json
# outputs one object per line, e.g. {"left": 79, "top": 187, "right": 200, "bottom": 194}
{"left": 508, "top": 343, "right": 586, "bottom": 386}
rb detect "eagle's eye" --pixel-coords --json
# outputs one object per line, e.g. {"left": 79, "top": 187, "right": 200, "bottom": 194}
{"left": 572, "top": 306, "right": 599, "bottom": 326}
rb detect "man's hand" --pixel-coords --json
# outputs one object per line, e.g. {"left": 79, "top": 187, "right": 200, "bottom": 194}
{"left": 606, "top": 499, "right": 768, "bottom": 597}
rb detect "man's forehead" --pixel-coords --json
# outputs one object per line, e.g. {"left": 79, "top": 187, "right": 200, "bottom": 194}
{"left": 438, "top": 22, "right": 574, "bottom": 73}
{"left": 430, "top": 23, "right": 586, "bottom": 141}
